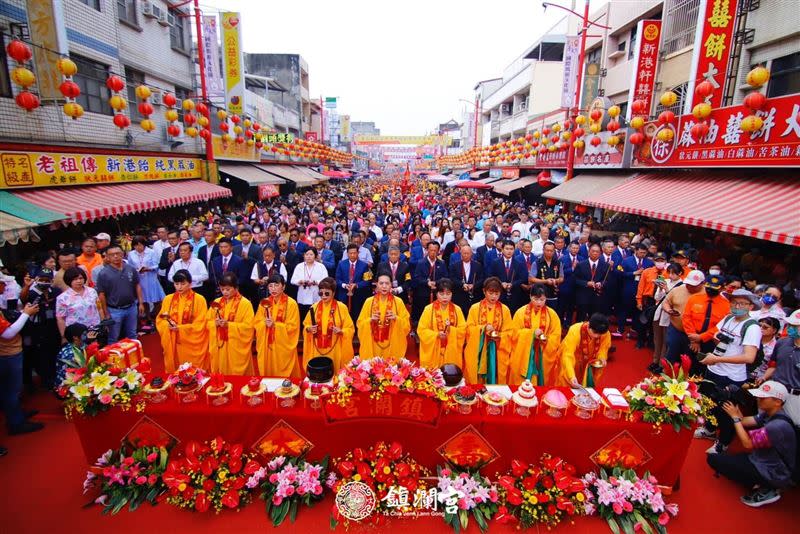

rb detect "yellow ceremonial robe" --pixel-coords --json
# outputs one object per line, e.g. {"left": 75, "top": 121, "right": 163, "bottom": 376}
{"left": 417, "top": 302, "right": 466, "bottom": 370}
{"left": 156, "top": 291, "right": 209, "bottom": 373}
{"left": 463, "top": 300, "right": 513, "bottom": 385}
{"left": 356, "top": 295, "right": 411, "bottom": 362}
{"left": 206, "top": 296, "right": 255, "bottom": 375}
{"left": 508, "top": 305, "right": 562, "bottom": 386}
{"left": 253, "top": 295, "right": 301, "bottom": 378}
{"left": 553, "top": 322, "right": 611, "bottom": 387}
{"left": 302, "top": 300, "right": 355, "bottom": 373}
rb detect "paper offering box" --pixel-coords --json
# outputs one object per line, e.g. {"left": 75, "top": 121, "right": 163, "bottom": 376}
{"left": 99, "top": 339, "right": 144, "bottom": 368}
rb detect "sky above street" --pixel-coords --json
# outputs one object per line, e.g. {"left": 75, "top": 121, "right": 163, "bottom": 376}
{"left": 201, "top": 0, "right": 567, "bottom": 135}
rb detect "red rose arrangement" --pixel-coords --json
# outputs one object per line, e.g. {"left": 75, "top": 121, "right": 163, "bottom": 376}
{"left": 163, "top": 436, "right": 261, "bottom": 513}
{"left": 329, "top": 441, "right": 430, "bottom": 528}
{"left": 495, "top": 454, "right": 589, "bottom": 529}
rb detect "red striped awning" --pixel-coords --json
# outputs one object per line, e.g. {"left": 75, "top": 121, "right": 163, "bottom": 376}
{"left": 585, "top": 171, "right": 800, "bottom": 246}
{"left": 11, "top": 180, "right": 231, "bottom": 224}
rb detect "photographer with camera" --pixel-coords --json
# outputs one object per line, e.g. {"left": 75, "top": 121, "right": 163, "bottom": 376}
{"left": 768, "top": 309, "right": 800, "bottom": 425}
{"left": 697, "top": 289, "right": 763, "bottom": 454}
{"left": 19, "top": 268, "right": 62, "bottom": 391}
{"left": 707, "top": 381, "right": 796, "bottom": 507}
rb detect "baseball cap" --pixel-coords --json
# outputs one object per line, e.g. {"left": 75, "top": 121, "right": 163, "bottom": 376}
{"left": 749, "top": 381, "right": 788, "bottom": 402}
{"left": 35, "top": 267, "right": 54, "bottom": 280}
{"left": 672, "top": 250, "right": 687, "bottom": 258}
{"left": 705, "top": 275, "right": 723, "bottom": 290}
{"left": 94, "top": 232, "right": 111, "bottom": 241}
{"left": 684, "top": 270, "right": 705, "bottom": 286}
{"left": 653, "top": 252, "right": 667, "bottom": 261}
{"left": 785, "top": 309, "right": 800, "bottom": 326}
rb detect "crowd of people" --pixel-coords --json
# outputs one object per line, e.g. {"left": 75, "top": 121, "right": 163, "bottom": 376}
{"left": 0, "top": 176, "right": 797, "bottom": 507}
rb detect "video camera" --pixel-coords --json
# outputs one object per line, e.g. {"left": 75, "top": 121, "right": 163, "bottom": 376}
{"left": 86, "top": 318, "right": 116, "bottom": 348}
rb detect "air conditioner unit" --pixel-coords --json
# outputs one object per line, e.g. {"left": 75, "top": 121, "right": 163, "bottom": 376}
{"left": 149, "top": 3, "right": 163, "bottom": 20}
{"left": 166, "top": 13, "right": 176, "bottom": 27}
{"left": 142, "top": 1, "right": 156, "bottom": 18}
{"left": 150, "top": 90, "right": 163, "bottom": 106}
{"left": 158, "top": 11, "right": 172, "bottom": 26}
{"left": 501, "top": 104, "right": 511, "bottom": 114}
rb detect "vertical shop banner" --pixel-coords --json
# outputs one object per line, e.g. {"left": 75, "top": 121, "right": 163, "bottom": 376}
{"left": 561, "top": 36, "right": 580, "bottom": 108}
{"left": 221, "top": 12, "right": 245, "bottom": 115}
{"left": 626, "top": 20, "right": 661, "bottom": 120}
{"left": 202, "top": 15, "right": 224, "bottom": 98}
{"left": 26, "top": 0, "right": 68, "bottom": 101}
{"left": 684, "top": 0, "right": 739, "bottom": 114}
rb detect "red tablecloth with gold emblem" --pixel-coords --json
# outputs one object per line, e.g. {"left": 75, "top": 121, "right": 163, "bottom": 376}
{"left": 72, "top": 376, "right": 693, "bottom": 487}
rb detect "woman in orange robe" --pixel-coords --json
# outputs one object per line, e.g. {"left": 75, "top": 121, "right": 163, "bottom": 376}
{"left": 253, "top": 274, "right": 301, "bottom": 378}
{"left": 464, "top": 277, "right": 513, "bottom": 384}
{"left": 357, "top": 273, "right": 411, "bottom": 362}
{"left": 155, "top": 269, "right": 209, "bottom": 373}
{"left": 417, "top": 278, "right": 466, "bottom": 370}
{"left": 206, "top": 272, "right": 255, "bottom": 375}
{"left": 302, "top": 277, "right": 355, "bottom": 373}
{"left": 508, "top": 284, "right": 562, "bottom": 386}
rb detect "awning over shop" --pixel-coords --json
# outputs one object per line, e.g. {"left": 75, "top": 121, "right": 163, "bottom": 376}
{"left": 11, "top": 179, "right": 231, "bottom": 224}
{"left": 492, "top": 176, "right": 539, "bottom": 196}
{"left": 0, "top": 190, "right": 65, "bottom": 225}
{"left": 470, "top": 170, "right": 489, "bottom": 179}
{"left": 255, "top": 164, "right": 316, "bottom": 187}
{"left": 0, "top": 212, "right": 41, "bottom": 246}
{"left": 427, "top": 174, "right": 450, "bottom": 182}
{"left": 474, "top": 176, "right": 504, "bottom": 185}
{"left": 585, "top": 171, "right": 800, "bottom": 246}
{"left": 542, "top": 173, "right": 635, "bottom": 204}
{"left": 295, "top": 166, "right": 329, "bottom": 183}
{"left": 219, "top": 163, "right": 285, "bottom": 185}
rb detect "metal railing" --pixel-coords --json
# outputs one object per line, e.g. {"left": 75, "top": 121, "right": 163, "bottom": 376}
{"left": 661, "top": 0, "right": 702, "bottom": 55}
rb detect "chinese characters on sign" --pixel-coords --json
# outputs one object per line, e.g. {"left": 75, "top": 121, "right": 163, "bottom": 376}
{"left": 489, "top": 168, "right": 520, "bottom": 179}
{"left": 322, "top": 392, "right": 443, "bottom": 425}
{"left": 257, "top": 184, "right": 279, "bottom": 200}
{"left": 202, "top": 16, "right": 224, "bottom": 98}
{"left": 633, "top": 93, "right": 800, "bottom": 167}
{"left": 0, "top": 152, "right": 202, "bottom": 188}
{"left": 626, "top": 20, "right": 661, "bottom": 120}
{"left": 264, "top": 133, "right": 296, "bottom": 144}
{"left": 221, "top": 12, "right": 245, "bottom": 115}
{"left": 561, "top": 36, "right": 581, "bottom": 109}
{"left": 575, "top": 131, "right": 633, "bottom": 169}
{"left": 685, "top": 0, "right": 740, "bottom": 113}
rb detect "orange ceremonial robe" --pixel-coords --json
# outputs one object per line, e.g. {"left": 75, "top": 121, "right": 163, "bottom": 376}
{"left": 553, "top": 322, "right": 611, "bottom": 387}
{"left": 463, "top": 300, "right": 513, "bottom": 385}
{"left": 206, "top": 296, "right": 255, "bottom": 375}
{"left": 356, "top": 294, "right": 411, "bottom": 362}
{"left": 508, "top": 304, "right": 562, "bottom": 386}
{"left": 417, "top": 301, "right": 466, "bottom": 370}
{"left": 253, "top": 294, "right": 301, "bottom": 378}
{"left": 156, "top": 291, "right": 209, "bottom": 373}
{"left": 302, "top": 299, "right": 355, "bottom": 373}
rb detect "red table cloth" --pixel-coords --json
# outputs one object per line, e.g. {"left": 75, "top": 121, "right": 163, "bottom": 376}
{"left": 73, "top": 376, "right": 693, "bottom": 487}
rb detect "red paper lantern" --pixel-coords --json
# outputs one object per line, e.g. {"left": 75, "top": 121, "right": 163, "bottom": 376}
{"left": 695, "top": 80, "right": 714, "bottom": 98}
{"left": 574, "top": 127, "right": 585, "bottom": 138}
{"left": 255, "top": 141, "right": 263, "bottom": 149}
{"left": 590, "top": 109, "right": 602, "bottom": 121}
{"left": 167, "top": 124, "right": 181, "bottom": 137}
{"left": 607, "top": 120, "right": 620, "bottom": 132}
{"left": 162, "top": 92, "right": 177, "bottom": 107}
{"left": 199, "top": 128, "right": 211, "bottom": 140}
{"left": 59, "top": 80, "right": 81, "bottom": 99}
{"left": 657, "top": 110, "right": 675, "bottom": 125}
{"left": 231, "top": 114, "right": 241, "bottom": 124}
{"left": 196, "top": 102, "right": 209, "bottom": 116}
{"left": 546, "top": 198, "right": 557, "bottom": 206}
{"left": 183, "top": 113, "right": 196, "bottom": 125}
{"left": 15, "top": 91, "right": 39, "bottom": 112}
{"left": 270, "top": 146, "right": 279, "bottom": 152}
{"left": 631, "top": 99, "right": 648, "bottom": 115}
{"left": 138, "top": 101, "right": 154, "bottom": 117}
{"left": 590, "top": 136, "right": 602, "bottom": 147}
{"left": 105, "top": 75, "right": 125, "bottom": 92}
{"left": 691, "top": 121, "right": 710, "bottom": 140}
{"left": 253, "top": 122, "right": 261, "bottom": 131}
{"left": 629, "top": 132, "right": 645, "bottom": 145}
{"left": 538, "top": 170, "right": 552, "bottom": 187}
{"left": 6, "top": 40, "right": 32, "bottom": 63}
{"left": 542, "top": 127, "right": 551, "bottom": 136}
{"left": 575, "top": 205, "right": 588, "bottom": 214}
{"left": 113, "top": 113, "right": 130, "bottom": 129}
{"left": 743, "top": 91, "right": 767, "bottom": 111}
{"left": 219, "top": 122, "right": 229, "bottom": 132}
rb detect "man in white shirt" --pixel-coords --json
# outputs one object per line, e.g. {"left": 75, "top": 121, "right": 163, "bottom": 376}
{"left": 168, "top": 242, "right": 208, "bottom": 289}
{"left": 341, "top": 232, "right": 373, "bottom": 267}
{"left": 512, "top": 212, "right": 533, "bottom": 240}
{"left": 366, "top": 213, "right": 383, "bottom": 241}
{"left": 471, "top": 221, "right": 498, "bottom": 249}
{"left": 251, "top": 246, "right": 288, "bottom": 299}
{"left": 531, "top": 226, "right": 550, "bottom": 258}
{"left": 151, "top": 226, "right": 170, "bottom": 261}
{"left": 442, "top": 218, "right": 463, "bottom": 249}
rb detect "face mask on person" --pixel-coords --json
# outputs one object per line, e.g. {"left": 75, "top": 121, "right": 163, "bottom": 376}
{"left": 705, "top": 288, "right": 720, "bottom": 297}
{"left": 730, "top": 307, "right": 749, "bottom": 317}
{"left": 761, "top": 295, "right": 777, "bottom": 307}
{"left": 787, "top": 326, "right": 800, "bottom": 339}
{"left": 708, "top": 269, "right": 721, "bottom": 276}
{"left": 654, "top": 261, "right": 666, "bottom": 270}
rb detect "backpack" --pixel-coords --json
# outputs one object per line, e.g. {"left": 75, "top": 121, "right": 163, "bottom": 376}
{"left": 768, "top": 413, "right": 800, "bottom": 484}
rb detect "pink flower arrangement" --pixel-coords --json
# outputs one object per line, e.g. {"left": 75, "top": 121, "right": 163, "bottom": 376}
{"left": 582, "top": 468, "right": 679, "bottom": 533}
{"left": 246, "top": 455, "right": 330, "bottom": 526}
{"left": 437, "top": 466, "right": 498, "bottom": 532}
{"left": 332, "top": 357, "right": 449, "bottom": 405}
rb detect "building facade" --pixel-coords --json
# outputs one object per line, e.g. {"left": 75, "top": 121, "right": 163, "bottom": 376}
{"left": 244, "top": 53, "right": 311, "bottom": 137}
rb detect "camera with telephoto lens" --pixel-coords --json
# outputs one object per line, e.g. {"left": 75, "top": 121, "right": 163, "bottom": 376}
{"left": 712, "top": 332, "right": 735, "bottom": 357}
{"left": 86, "top": 318, "right": 115, "bottom": 348}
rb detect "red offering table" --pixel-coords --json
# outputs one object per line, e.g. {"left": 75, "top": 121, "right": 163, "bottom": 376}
{"left": 72, "top": 376, "right": 693, "bottom": 488}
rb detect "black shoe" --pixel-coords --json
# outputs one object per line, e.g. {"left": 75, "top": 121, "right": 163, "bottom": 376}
{"left": 647, "top": 363, "right": 664, "bottom": 374}
{"left": 0, "top": 446, "right": 7, "bottom": 457}
{"left": 8, "top": 421, "right": 44, "bottom": 435}
{"left": 24, "top": 409, "right": 39, "bottom": 419}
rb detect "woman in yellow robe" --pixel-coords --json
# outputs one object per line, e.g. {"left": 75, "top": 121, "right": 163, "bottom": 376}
{"left": 356, "top": 273, "right": 411, "bottom": 362}
{"left": 553, "top": 313, "right": 611, "bottom": 387}
{"left": 417, "top": 278, "right": 466, "bottom": 370}
{"left": 464, "top": 277, "right": 513, "bottom": 384}
{"left": 302, "top": 277, "right": 355, "bottom": 373}
{"left": 206, "top": 272, "right": 255, "bottom": 375}
{"left": 253, "top": 274, "right": 301, "bottom": 378}
{"left": 156, "top": 269, "right": 209, "bottom": 373}
{"left": 508, "top": 284, "right": 562, "bottom": 386}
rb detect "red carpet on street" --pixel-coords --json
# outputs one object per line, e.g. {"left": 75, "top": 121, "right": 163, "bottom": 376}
{"left": 1, "top": 334, "right": 796, "bottom": 533}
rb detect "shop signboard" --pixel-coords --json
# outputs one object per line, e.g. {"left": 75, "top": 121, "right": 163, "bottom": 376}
{"left": 626, "top": 20, "right": 661, "bottom": 120}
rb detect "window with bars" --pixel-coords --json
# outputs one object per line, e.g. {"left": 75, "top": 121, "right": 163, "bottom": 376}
{"left": 661, "top": 0, "right": 701, "bottom": 55}
{"left": 653, "top": 81, "right": 687, "bottom": 118}
{"left": 170, "top": 10, "right": 188, "bottom": 52}
{"left": 73, "top": 55, "right": 112, "bottom": 115}
{"left": 117, "top": 0, "right": 137, "bottom": 26}
{"left": 765, "top": 53, "right": 800, "bottom": 98}
{"left": 125, "top": 67, "right": 145, "bottom": 121}
{"left": 175, "top": 86, "right": 190, "bottom": 121}
{"left": 628, "top": 24, "right": 638, "bottom": 61}
{"left": 78, "top": 0, "right": 101, "bottom": 10}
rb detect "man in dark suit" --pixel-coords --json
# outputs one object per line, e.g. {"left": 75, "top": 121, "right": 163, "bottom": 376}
{"left": 617, "top": 244, "right": 654, "bottom": 341}
{"left": 287, "top": 228, "right": 308, "bottom": 255}
{"left": 449, "top": 244, "right": 484, "bottom": 318}
{"left": 488, "top": 239, "right": 528, "bottom": 313}
{"left": 574, "top": 243, "right": 611, "bottom": 322}
{"left": 412, "top": 241, "right": 448, "bottom": 322}
{"left": 322, "top": 226, "right": 344, "bottom": 271}
{"left": 475, "top": 234, "right": 499, "bottom": 271}
{"left": 275, "top": 237, "right": 301, "bottom": 298}
{"left": 197, "top": 229, "right": 221, "bottom": 302}
{"left": 157, "top": 230, "right": 180, "bottom": 294}
{"left": 336, "top": 244, "right": 372, "bottom": 323}
{"left": 233, "top": 228, "right": 261, "bottom": 305}
{"left": 558, "top": 241, "right": 582, "bottom": 326}
{"left": 208, "top": 238, "right": 249, "bottom": 300}
{"left": 377, "top": 246, "right": 411, "bottom": 304}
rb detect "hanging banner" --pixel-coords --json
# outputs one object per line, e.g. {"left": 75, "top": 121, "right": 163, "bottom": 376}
{"left": 221, "top": 12, "right": 245, "bottom": 115}
{"left": 202, "top": 15, "right": 224, "bottom": 98}
{"left": 258, "top": 184, "right": 279, "bottom": 199}
{"left": 304, "top": 132, "right": 319, "bottom": 142}
{"left": 0, "top": 151, "right": 202, "bottom": 188}
{"left": 626, "top": 20, "right": 661, "bottom": 120}
{"left": 489, "top": 167, "right": 520, "bottom": 179}
{"left": 684, "top": 0, "right": 739, "bottom": 114}
{"left": 632, "top": 93, "right": 800, "bottom": 168}
{"left": 211, "top": 134, "right": 259, "bottom": 162}
{"left": 26, "top": 0, "right": 69, "bottom": 101}
{"left": 561, "top": 36, "right": 580, "bottom": 109}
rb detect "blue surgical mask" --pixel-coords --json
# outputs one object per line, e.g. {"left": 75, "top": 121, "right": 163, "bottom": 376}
{"left": 787, "top": 326, "right": 800, "bottom": 339}
{"left": 761, "top": 295, "right": 777, "bottom": 306}
{"left": 730, "top": 307, "right": 749, "bottom": 317}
